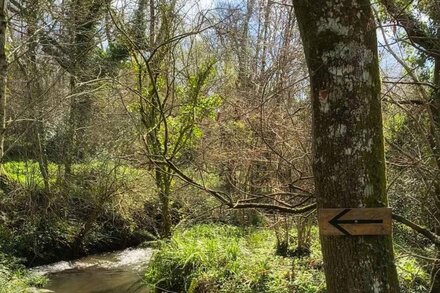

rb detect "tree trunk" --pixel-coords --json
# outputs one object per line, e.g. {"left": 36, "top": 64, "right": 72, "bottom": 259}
{"left": 430, "top": 49, "right": 440, "bottom": 293}
{"left": 0, "top": 0, "right": 7, "bottom": 172}
{"left": 64, "top": 76, "right": 76, "bottom": 177}
{"left": 237, "top": 0, "right": 254, "bottom": 91}
{"left": 149, "top": 0, "right": 155, "bottom": 47}
{"left": 62, "top": 0, "right": 100, "bottom": 177}
{"left": 156, "top": 167, "right": 172, "bottom": 238}
{"left": 292, "top": 0, "right": 400, "bottom": 292}
{"left": 26, "top": 4, "right": 50, "bottom": 191}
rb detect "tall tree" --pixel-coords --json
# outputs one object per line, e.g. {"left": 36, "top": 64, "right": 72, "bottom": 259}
{"left": 16, "top": 0, "right": 50, "bottom": 191}
{"left": 111, "top": 0, "right": 221, "bottom": 237}
{"left": 38, "top": 0, "right": 109, "bottom": 176}
{"left": 292, "top": 0, "right": 400, "bottom": 291}
{"left": 0, "top": 0, "right": 7, "bottom": 174}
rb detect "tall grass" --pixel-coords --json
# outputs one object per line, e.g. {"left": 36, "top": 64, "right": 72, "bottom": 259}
{"left": 144, "top": 224, "right": 326, "bottom": 293}
{"left": 145, "top": 224, "right": 430, "bottom": 293}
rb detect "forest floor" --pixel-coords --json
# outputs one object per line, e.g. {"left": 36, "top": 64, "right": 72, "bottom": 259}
{"left": 144, "top": 224, "right": 431, "bottom": 293}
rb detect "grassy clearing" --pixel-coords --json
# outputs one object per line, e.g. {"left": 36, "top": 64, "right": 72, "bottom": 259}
{"left": 144, "top": 224, "right": 430, "bottom": 293}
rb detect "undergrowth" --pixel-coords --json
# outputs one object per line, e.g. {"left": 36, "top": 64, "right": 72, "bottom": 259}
{"left": 0, "top": 160, "right": 157, "bottom": 266}
{"left": 0, "top": 253, "right": 46, "bottom": 293}
{"left": 145, "top": 224, "right": 430, "bottom": 293}
{"left": 145, "top": 224, "right": 325, "bottom": 293}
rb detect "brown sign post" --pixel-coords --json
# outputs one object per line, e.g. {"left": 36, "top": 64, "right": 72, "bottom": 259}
{"left": 318, "top": 208, "right": 392, "bottom": 236}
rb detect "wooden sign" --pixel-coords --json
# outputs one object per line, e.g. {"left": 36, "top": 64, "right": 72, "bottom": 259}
{"left": 318, "top": 208, "right": 392, "bottom": 236}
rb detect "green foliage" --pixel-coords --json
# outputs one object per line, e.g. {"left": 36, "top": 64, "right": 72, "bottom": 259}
{"left": 395, "top": 248, "right": 430, "bottom": 293}
{"left": 3, "top": 161, "right": 58, "bottom": 188}
{"left": 145, "top": 224, "right": 430, "bottom": 293}
{"left": 383, "top": 112, "right": 406, "bottom": 141}
{"left": 145, "top": 224, "right": 325, "bottom": 293}
{"left": 105, "top": 41, "right": 130, "bottom": 64}
{"left": 157, "top": 59, "right": 220, "bottom": 160}
{"left": 0, "top": 161, "right": 157, "bottom": 265}
{"left": 404, "top": 52, "right": 433, "bottom": 82}
{"left": 0, "top": 253, "right": 46, "bottom": 293}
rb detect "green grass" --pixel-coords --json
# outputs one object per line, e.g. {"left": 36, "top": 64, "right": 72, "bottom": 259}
{"left": 2, "top": 160, "right": 146, "bottom": 188}
{"left": 3, "top": 161, "right": 59, "bottom": 187}
{"left": 0, "top": 268, "right": 46, "bottom": 293}
{"left": 145, "top": 224, "right": 430, "bottom": 293}
{"left": 0, "top": 253, "right": 46, "bottom": 293}
{"left": 145, "top": 224, "right": 325, "bottom": 293}
{"left": 394, "top": 251, "right": 430, "bottom": 293}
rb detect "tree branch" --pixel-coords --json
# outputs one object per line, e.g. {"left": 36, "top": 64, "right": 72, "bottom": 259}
{"left": 382, "top": 80, "right": 437, "bottom": 91}
{"left": 392, "top": 213, "right": 440, "bottom": 246}
{"left": 233, "top": 201, "right": 317, "bottom": 214}
{"left": 380, "top": 0, "right": 440, "bottom": 57}
{"left": 165, "top": 158, "right": 316, "bottom": 214}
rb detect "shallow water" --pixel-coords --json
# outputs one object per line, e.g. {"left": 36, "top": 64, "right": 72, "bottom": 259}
{"left": 32, "top": 247, "right": 152, "bottom": 293}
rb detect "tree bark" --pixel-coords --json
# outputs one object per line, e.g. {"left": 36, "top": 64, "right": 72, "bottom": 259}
{"left": 432, "top": 247, "right": 440, "bottom": 293}
{"left": 25, "top": 2, "right": 50, "bottom": 191}
{"left": 156, "top": 168, "right": 172, "bottom": 238}
{"left": 63, "top": 0, "right": 104, "bottom": 176}
{"left": 0, "top": 0, "right": 7, "bottom": 172}
{"left": 430, "top": 51, "right": 440, "bottom": 293}
{"left": 292, "top": 0, "right": 400, "bottom": 292}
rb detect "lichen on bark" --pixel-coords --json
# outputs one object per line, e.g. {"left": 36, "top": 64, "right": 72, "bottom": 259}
{"left": 292, "top": 0, "right": 400, "bottom": 292}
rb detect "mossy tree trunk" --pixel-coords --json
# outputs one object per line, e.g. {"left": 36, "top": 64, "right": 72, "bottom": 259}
{"left": 134, "top": 0, "right": 175, "bottom": 239}
{"left": 292, "top": 0, "right": 400, "bottom": 292}
{"left": 62, "top": 0, "right": 105, "bottom": 177}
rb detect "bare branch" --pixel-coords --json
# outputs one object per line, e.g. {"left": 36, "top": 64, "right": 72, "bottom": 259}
{"left": 380, "top": 0, "right": 440, "bottom": 57}
{"left": 393, "top": 213, "right": 440, "bottom": 246}
{"left": 165, "top": 157, "right": 316, "bottom": 214}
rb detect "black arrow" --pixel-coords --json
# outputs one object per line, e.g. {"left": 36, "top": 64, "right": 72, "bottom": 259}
{"left": 329, "top": 208, "right": 384, "bottom": 236}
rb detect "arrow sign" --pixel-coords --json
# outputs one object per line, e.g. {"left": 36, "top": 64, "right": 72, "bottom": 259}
{"left": 318, "top": 208, "right": 392, "bottom": 236}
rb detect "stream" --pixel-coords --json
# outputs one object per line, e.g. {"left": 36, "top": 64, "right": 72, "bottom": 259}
{"left": 31, "top": 247, "right": 153, "bottom": 293}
